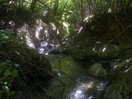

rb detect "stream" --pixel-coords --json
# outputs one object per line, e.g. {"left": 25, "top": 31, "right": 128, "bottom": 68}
{"left": 23, "top": 40, "right": 131, "bottom": 99}
{"left": 46, "top": 55, "right": 108, "bottom": 99}
{"left": 28, "top": 40, "right": 110, "bottom": 99}
{"left": 18, "top": 38, "right": 132, "bottom": 99}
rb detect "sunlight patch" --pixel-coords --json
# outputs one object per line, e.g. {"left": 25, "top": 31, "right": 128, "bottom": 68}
{"left": 102, "top": 47, "right": 106, "bottom": 52}
{"left": 35, "top": 26, "right": 43, "bottom": 39}
{"left": 25, "top": 35, "right": 35, "bottom": 48}
{"left": 41, "top": 41, "right": 48, "bottom": 47}
{"left": 17, "top": 24, "right": 35, "bottom": 49}
{"left": 83, "top": 15, "right": 94, "bottom": 22}
{"left": 39, "top": 48, "right": 45, "bottom": 54}
{"left": 77, "top": 26, "right": 83, "bottom": 34}
{"left": 9, "top": 21, "right": 15, "bottom": 27}
{"left": 69, "top": 81, "right": 94, "bottom": 99}
{"left": 51, "top": 23, "right": 56, "bottom": 31}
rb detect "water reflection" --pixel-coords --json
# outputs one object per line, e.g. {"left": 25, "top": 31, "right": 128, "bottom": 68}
{"left": 39, "top": 48, "right": 45, "bottom": 54}
{"left": 52, "top": 69, "right": 63, "bottom": 78}
{"left": 41, "top": 41, "right": 48, "bottom": 47}
{"left": 68, "top": 80, "right": 106, "bottom": 99}
{"left": 49, "top": 56, "right": 108, "bottom": 99}
{"left": 70, "top": 89, "right": 85, "bottom": 99}
{"left": 69, "top": 82, "right": 94, "bottom": 99}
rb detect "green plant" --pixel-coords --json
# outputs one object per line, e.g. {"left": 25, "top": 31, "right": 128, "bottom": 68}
{"left": 0, "top": 60, "right": 21, "bottom": 99}
{"left": 0, "top": 29, "right": 52, "bottom": 98}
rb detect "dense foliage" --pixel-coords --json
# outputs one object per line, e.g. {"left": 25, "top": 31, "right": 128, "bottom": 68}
{"left": 0, "top": 30, "right": 51, "bottom": 99}
{"left": 0, "top": 0, "right": 132, "bottom": 99}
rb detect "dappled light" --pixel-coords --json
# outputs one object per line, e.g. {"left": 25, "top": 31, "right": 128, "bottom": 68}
{"left": 17, "top": 23, "right": 35, "bottom": 48}
{"left": 9, "top": 21, "right": 15, "bottom": 27}
{"left": 25, "top": 34, "right": 35, "bottom": 48}
{"left": 83, "top": 15, "right": 94, "bottom": 23}
{"left": 102, "top": 47, "right": 106, "bottom": 52}
{"left": 16, "top": 18, "right": 62, "bottom": 55}
{"left": 0, "top": 0, "right": 132, "bottom": 99}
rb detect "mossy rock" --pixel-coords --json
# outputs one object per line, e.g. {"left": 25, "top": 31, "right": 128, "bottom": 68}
{"left": 85, "top": 43, "right": 102, "bottom": 57}
{"left": 119, "top": 37, "right": 132, "bottom": 50}
{"left": 85, "top": 47, "right": 97, "bottom": 57}
{"left": 104, "top": 71, "right": 132, "bottom": 99}
{"left": 50, "top": 56, "right": 83, "bottom": 77}
{"left": 87, "top": 63, "right": 106, "bottom": 77}
{"left": 98, "top": 44, "right": 120, "bottom": 58}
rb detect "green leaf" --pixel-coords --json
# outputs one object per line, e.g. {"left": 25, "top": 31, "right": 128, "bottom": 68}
{"left": 12, "top": 69, "right": 18, "bottom": 77}
{"left": 4, "top": 70, "right": 12, "bottom": 77}
{"left": 104, "top": 83, "right": 123, "bottom": 99}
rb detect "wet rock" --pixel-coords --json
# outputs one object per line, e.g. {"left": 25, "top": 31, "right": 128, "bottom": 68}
{"left": 85, "top": 43, "right": 102, "bottom": 57}
{"left": 87, "top": 63, "right": 106, "bottom": 77}
{"left": 85, "top": 47, "right": 97, "bottom": 57}
{"left": 110, "top": 58, "right": 132, "bottom": 72}
{"left": 49, "top": 56, "right": 84, "bottom": 77}
{"left": 98, "top": 44, "right": 120, "bottom": 58}
{"left": 104, "top": 71, "right": 132, "bottom": 99}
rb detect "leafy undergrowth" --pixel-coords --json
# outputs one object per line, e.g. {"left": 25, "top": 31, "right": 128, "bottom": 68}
{"left": 104, "top": 71, "right": 132, "bottom": 99}
{"left": 0, "top": 60, "right": 21, "bottom": 99}
{"left": 0, "top": 30, "right": 51, "bottom": 99}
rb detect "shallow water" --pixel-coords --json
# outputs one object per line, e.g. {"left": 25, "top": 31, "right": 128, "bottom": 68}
{"left": 47, "top": 55, "right": 108, "bottom": 99}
